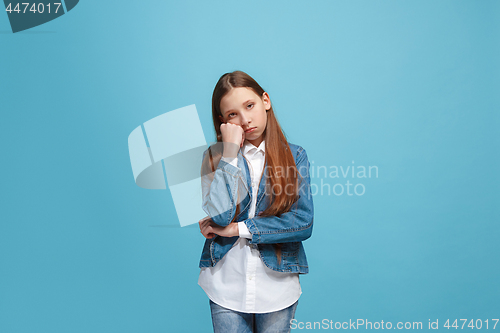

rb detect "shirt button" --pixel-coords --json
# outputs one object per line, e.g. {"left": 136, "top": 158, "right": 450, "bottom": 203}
{"left": 249, "top": 276, "right": 252, "bottom": 280}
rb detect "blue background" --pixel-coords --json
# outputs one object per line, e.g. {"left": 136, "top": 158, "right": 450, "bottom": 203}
{"left": 1, "top": 0, "right": 498, "bottom": 332}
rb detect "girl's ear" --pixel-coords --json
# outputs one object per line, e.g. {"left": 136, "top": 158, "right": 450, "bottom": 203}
{"left": 262, "top": 92, "right": 271, "bottom": 110}
{"left": 219, "top": 115, "right": 225, "bottom": 123}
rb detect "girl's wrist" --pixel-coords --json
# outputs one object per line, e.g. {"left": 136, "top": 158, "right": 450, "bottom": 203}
{"left": 232, "top": 222, "right": 240, "bottom": 237}
{"left": 222, "top": 142, "right": 239, "bottom": 158}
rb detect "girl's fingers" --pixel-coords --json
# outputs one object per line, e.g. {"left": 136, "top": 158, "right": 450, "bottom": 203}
{"left": 201, "top": 221, "right": 209, "bottom": 231}
{"left": 199, "top": 221, "right": 207, "bottom": 231}
{"left": 198, "top": 217, "right": 218, "bottom": 239}
{"left": 201, "top": 226, "right": 209, "bottom": 237}
{"left": 199, "top": 217, "right": 211, "bottom": 230}
{"left": 200, "top": 222, "right": 215, "bottom": 239}
{"left": 205, "top": 229, "right": 216, "bottom": 239}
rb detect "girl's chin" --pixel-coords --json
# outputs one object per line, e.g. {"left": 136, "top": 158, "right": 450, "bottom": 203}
{"left": 244, "top": 132, "right": 260, "bottom": 140}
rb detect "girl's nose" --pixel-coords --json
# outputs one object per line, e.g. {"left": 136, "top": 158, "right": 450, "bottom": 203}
{"left": 240, "top": 115, "right": 249, "bottom": 126}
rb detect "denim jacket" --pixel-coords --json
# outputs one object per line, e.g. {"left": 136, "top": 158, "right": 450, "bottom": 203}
{"left": 198, "top": 142, "right": 314, "bottom": 274}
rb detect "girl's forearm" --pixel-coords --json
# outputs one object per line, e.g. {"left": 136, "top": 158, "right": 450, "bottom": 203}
{"left": 211, "top": 221, "right": 240, "bottom": 238}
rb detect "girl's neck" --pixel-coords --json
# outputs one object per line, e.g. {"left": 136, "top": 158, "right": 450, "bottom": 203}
{"left": 246, "top": 137, "right": 264, "bottom": 148}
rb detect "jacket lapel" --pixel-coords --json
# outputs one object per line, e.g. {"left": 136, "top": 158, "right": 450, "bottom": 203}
{"left": 236, "top": 150, "right": 251, "bottom": 218}
{"left": 255, "top": 159, "right": 268, "bottom": 211}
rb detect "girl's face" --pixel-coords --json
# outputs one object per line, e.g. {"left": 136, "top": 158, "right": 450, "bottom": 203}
{"left": 219, "top": 87, "right": 271, "bottom": 147}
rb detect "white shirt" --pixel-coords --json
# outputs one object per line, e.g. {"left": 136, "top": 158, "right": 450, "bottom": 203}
{"left": 198, "top": 139, "right": 302, "bottom": 313}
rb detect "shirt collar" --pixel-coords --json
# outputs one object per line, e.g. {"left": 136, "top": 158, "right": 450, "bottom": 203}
{"left": 242, "top": 139, "right": 266, "bottom": 156}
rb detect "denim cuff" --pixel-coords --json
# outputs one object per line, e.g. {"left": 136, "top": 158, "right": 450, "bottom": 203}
{"left": 243, "top": 218, "right": 260, "bottom": 244}
{"left": 217, "top": 158, "right": 241, "bottom": 178}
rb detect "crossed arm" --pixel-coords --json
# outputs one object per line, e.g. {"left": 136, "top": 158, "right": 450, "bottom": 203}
{"left": 198, "top": 148, "right": 314, "bottom": 244}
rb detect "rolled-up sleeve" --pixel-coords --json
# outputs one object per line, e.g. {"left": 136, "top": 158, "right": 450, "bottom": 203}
{"left": 201, "top": 149, "right": 250, "bottom": 227}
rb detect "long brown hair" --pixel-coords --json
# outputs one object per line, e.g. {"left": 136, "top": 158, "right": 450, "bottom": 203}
{"left": 203, "top": 70, "right": 302, "bottom": 264}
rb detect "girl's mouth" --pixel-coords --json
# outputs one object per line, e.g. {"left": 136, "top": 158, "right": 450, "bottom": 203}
{"left": 245, "top": 127, "right": 256, "bottom": 133}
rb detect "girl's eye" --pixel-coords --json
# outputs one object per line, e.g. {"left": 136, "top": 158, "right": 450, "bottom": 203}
{"left": 247, "top": 103, "right": 254, "bottom": 109}
{"left": 228, "top": 113, "right": 236, "bottom": 118}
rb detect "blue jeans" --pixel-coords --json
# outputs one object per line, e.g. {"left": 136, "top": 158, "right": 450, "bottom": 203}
{"left": 209, "top": 299, "right": 298, "bottom": 333}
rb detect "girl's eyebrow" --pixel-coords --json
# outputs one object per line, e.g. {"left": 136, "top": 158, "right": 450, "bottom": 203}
{"left": 225, "top": 99, "right": 253, "bottom": 115}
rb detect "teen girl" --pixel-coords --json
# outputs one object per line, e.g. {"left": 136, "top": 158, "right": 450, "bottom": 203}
{"left": 198, "top": 70, "right": 314, "bottom": 333}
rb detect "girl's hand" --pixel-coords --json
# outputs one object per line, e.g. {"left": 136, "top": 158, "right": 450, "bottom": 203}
{"left": 199, "top": 216, "right": 216, "bottom": 239}
{"left": 220, "top": 123, "right": 245, "bottom": 153}
{"left": 199, "top": 216, "right": 239, "bottom": 239}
